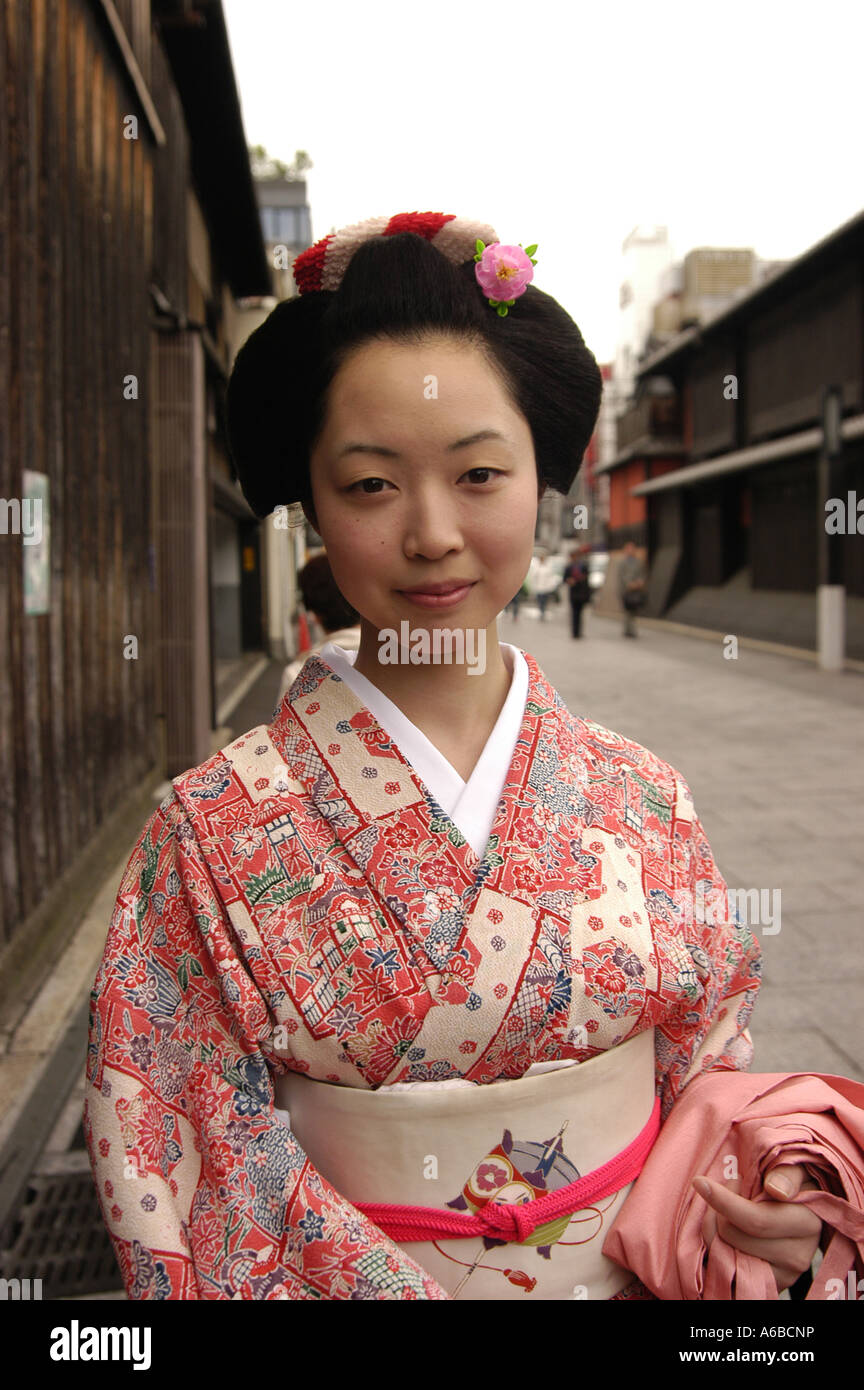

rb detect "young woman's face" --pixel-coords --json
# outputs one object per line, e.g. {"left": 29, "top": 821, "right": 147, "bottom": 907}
{"left": 306, "top": 334, "right": 542, "bottom": 638}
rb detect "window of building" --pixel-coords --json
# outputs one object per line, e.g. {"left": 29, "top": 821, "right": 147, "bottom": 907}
{"left": 259, "top": 205, "right": 312, "bottom": 245}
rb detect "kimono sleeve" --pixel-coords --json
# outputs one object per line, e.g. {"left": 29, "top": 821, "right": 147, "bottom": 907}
{"left": 656, "top": 776, "right": 763, "bottom": 1120}
{"left": 83, "top": 791, "right": 448, "bottom": 1301}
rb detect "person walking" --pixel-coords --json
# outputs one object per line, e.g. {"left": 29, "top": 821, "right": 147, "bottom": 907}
{"left": 564, "top": 545, "right": 592, "bottom": 638}
{"left": 618, "top": 540, "right": 646, "bottom": 638}
{"left": 532, "top": 552, "right": 559, "bottom": 621}
{"left": 506, "top": 577, "right": 529, "bottom": 620}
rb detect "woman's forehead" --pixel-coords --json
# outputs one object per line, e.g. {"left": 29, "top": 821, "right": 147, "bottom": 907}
{"left": 334, "top": 333, "right": 489, "bottom": 378}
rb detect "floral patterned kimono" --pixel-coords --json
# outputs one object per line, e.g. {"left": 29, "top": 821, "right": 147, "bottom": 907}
{"left": 84, "top": 642, "right": 762, "bottom": 1300}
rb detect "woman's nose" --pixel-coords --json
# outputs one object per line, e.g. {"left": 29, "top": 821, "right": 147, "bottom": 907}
{"left": 401, "top": 497, "right": 463, "bottom": 559}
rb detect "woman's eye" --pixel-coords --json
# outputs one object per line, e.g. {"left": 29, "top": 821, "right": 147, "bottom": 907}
{"left": 349, "top": 477, "right": 391, "bottom": 494}
{"left": 463, "top": 467, "right": 503, "bottom": 484}
{"left": 348, "top": 469, "right": 503, "bottom": 493}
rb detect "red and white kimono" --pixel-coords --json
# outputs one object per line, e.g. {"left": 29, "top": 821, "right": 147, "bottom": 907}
{"left": 83, "top": 643, "right": 762, "bottom": 1299}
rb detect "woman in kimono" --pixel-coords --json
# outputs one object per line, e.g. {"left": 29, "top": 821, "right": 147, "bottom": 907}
{"left": 84, "top": 212, "right": 824, "bottom": 1300}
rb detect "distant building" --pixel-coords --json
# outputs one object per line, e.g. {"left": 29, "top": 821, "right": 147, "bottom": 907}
{"left": 231, "top": 176, "right": 316, "bottom": 665}
{"left": 600, "top": 231, "right": 794, "bottom": 577}
{"left": 255, "top": 177, "right": 313, "bottom": 302}
{"left": 553, "top": 361, "right": 612, "bottom": 551}
{"left": 597, "top": 209, "right": 864, "bottom": 657}
{"left": 647, "top": 248, "right": 790, "bottom": 355}
{"left": 614, "top": 226, "right": 675, "bottom": 418}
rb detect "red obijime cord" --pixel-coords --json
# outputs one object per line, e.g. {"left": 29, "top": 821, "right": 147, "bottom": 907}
{"left": 354, "top": 1094, "right": 662, "bottom": 1245}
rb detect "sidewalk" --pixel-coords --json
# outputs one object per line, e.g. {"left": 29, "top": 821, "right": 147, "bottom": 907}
{"left": 500, "top": 599, "right": 864, "bottom": 1079}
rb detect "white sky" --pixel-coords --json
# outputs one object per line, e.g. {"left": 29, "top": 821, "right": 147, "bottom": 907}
{"left": 222, "top": 0, "right": 864, "bottom": 362}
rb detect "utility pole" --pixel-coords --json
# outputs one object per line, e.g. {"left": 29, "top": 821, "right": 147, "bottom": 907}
{"left": 817, "top": 384, "right": 844, "bottom": 671}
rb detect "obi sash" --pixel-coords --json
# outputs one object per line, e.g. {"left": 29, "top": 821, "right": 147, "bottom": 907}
{"left": 273, "top": 1027, "right": 658, "bottom": 1300}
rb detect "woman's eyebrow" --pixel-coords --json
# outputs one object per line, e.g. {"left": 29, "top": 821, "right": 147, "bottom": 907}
{"left": 335, "top": 429, "right": 509, "bottom": 460}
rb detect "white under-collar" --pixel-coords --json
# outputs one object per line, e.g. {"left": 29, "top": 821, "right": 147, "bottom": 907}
{"left": 318, "top": 640, "right": 529, "bottom": 857}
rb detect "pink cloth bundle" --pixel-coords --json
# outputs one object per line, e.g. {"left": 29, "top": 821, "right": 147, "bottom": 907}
{"left": 602, "top": 1070, "right": 864, "bottom": 1300}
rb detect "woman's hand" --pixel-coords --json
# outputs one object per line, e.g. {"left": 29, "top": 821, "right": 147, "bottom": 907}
{"left": 692, "top": 1164, "right": 823, "bottom": 1293}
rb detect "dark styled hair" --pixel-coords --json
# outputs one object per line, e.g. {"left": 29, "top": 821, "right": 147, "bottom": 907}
{"left": 298, "top": 552, "right": 358, "bottom": 632}
{"left": 226, "top": 232, "right": 603, "bottom": 519}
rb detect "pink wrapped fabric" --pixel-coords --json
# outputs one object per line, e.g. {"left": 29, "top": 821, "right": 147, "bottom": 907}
{"left": 602, "top": 1070, "right": 864, "bottom": 1300}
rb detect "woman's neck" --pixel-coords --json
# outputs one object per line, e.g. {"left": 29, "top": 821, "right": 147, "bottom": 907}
{"left": 351, "top": 620, "right": 512, "bottom": 775}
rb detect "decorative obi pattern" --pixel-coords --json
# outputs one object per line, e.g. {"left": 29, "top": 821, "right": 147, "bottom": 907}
{"left": 273, "top": 1028, "right": 658, "bottom": 1299}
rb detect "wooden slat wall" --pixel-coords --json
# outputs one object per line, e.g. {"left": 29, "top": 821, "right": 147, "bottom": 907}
{"left": 0, "top": 2, "right": 17, "bottom": 937}
{"left": 0, "top": 0, "right": 161, "bottom": 947}
{"left": 113, "top": 0, "right": 152, "bottom": 87}
{"left": 689, "top": 336, "right": 737, "bottom": 460}
{"left": 746, "top": 260, "right": 864, "bottom": 441}
{"left": 151, "top": 330, "right": 212, "bottom": 775}
{"left": 147, "top": 24, "right": 217, "bottom": 776}
{"left": 149, "top": 28, "right": 188, "bottom": 312}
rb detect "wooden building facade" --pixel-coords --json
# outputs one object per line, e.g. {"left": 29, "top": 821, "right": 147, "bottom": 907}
{"left": 599, "top": 210, "right": 864, "bottom": 653}
{"left": 0, "top": 0, "right": 271, "bottom": 993}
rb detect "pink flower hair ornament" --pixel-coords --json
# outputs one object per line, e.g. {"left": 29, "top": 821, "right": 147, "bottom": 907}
{"left": 473, "top": 239, "right": 538, "bottom": 316}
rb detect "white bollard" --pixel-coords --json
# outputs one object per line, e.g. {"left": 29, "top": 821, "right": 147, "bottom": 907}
{"left": 817, "top": 584, "right": 845, "bottom": 671}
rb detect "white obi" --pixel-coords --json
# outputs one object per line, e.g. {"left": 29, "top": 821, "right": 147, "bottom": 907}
{"left": 273, "top": 1028, "right": 656, "bottom": 1300}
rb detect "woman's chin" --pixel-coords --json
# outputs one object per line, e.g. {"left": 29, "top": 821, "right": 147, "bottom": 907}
{"left": 361, "top": 606, "right": 500, "bottom": 641}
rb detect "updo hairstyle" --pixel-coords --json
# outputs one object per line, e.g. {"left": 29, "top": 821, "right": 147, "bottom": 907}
{"left": 226, "top": 232, "right": 603, "bottom": 520}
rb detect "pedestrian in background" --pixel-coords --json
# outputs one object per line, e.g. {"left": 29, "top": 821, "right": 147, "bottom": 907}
{"left": 564, "top": 544, "right": 592, "bottom": 638}
{"left": 532, "top": 551, "right": 560, "bottom": 621}
{"left": 278, "top": 552, "right": 361, "bottom": 702}
{"left": 618, "top": 540, "right": 646, "bottom": 638}
{"left": 506, "top": 577, "right": 529, "bottom": 620}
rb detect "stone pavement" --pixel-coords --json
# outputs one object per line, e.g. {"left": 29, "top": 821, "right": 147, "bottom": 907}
{"left": 499, "top": 599, "right": 864, "bottom": 1081}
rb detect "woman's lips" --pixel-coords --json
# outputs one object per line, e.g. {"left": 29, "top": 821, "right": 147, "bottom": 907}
{"left": 397, "top": 583, "right": 476, "bottom": 610}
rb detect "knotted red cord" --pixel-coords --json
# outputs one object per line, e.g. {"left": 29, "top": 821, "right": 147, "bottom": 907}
{"left": 354, "top": 1094, "right": 661, "bottom": 1244}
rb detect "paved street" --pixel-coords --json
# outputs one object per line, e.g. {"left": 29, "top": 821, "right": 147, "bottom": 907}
{"left": 500, "top": 599, "right": 864, "bottom": 1080}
